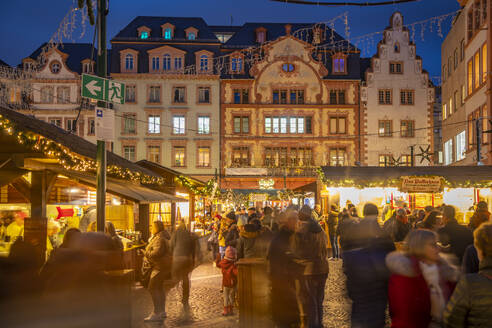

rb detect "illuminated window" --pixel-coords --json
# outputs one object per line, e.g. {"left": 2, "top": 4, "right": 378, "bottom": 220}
{"left": 148, "top": 145, "right": 160, "bottom": 163}
{"left": 188, "top": 32, "right": 196, "bottom": 40}
{"left": 444, "top": 139, "right": 453, "bottom": 165}
{"left": 455, "top": 131, "right": 466, "bottom": 161}
{"left": 329, "top": 148, "right": 346, "bottom": 166}
{"left": 197, "top": 147, "right": 210, "bottom": 167}
{"left": 232, "top": 147, "right": 250, "bottom": 166}
{"left": 400, "top": 120, "right": 414, "bottom": 137}
{"left": 474, "top": 51, "right": 480, "bottom": 89}
{"left": 140, "top": 31, "right": 149, "bottom": 39}
{"left": 174, "top": 147, "right": 185, "bottom": 167}
{"left": 164, "top": 28, "right": 172, "bottom": 40}
{"left": 483, "top": 44, "right": 487, "bottom": 84}
{"left": 379, "top": 155, "right": 393, "bottom": 167}
{"left": 333, "top": 56, "right": 346, "bottom": 74}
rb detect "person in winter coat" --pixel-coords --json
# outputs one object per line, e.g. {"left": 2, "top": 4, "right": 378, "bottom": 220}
{"left": 236, "top": 219, "right": 271, "bottom": 259}
{"left": 443, "top": 222, "right": 492, "bottom": 328}
{"left": 438, "top": 205, "right": 474, "bottom": 264}
{"left": 336, "top": 208, "right": 359, "bottom": 252}
{"left": 143, "top": 221, "right": 173, "bottom": 322}
{"left": 218, "top": 213, "right": 235, "bottom": 258}
{"left": 343, "top": 203, "right": 395, "bottom": 328}
{"left": 291, "top": 205, "right": 329, "bottom": 328}
{"left": 262, "top": 206, "right": 274, "bottom": 229}
{"left": 386, "top": 229, "right": 459, "bottom": 328}
{"left": 393, "top": 208, "right": 411, "bottom": 242}
{"left": 418, "top": 211, "right": 442, "bottom": 231}
{"left": 468, "top": 201, "right": 490, "bottom": 231}
{"left": 267, "top": 211, "right": 300, "bottom": 328}
{"left": 224, "top": 213, "right": 240, "bottom": 248}
{"left": 327, "top": 205, "right": 340, "bottom": 259}
{"left": 215, "top": 246, "right": 238, "bottom": 316}
{"left": 170, "top": 221, "right": 199, "bottom": 318}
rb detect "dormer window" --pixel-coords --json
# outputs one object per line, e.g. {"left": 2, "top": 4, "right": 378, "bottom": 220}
{"left": 125, "top": 54, "right": 134, "bottom": 70}
{"left": 137, "top": 26, "right": 151, "bottom": 40}
{"left": 332, "top": 54, "right": 347, "bottom": 74}
{"left": 82, "top": 60, "right": 95, "bottom": 74}
{"left": 256, "top": 27, "right": 267, "bottom": 43}
{"left": 185, "top": 27, "right": 198, "bottom": 41}
{"left": 50, "top": 61, "right": 61, "bottom": 74}
{"left": 164, "top": 28, "right": 172, "bottom": 39}
{"left": 161, "top": 23, "right": 175, "bottom": 40}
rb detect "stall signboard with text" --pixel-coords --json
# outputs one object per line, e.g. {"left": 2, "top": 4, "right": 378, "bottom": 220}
{"left": 400, "top": 176, "right": 442, "bottom": 193}
{"left": 249, "top": 194, "right": 268, "bottom": 202}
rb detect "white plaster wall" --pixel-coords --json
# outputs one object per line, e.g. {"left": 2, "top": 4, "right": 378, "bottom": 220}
{"left": 362, "top": 12, "right": 434, "bottom": 166}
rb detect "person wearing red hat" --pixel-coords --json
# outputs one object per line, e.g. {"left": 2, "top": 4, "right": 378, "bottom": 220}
{"left": 215, "top": 246, "right": 238, "bottom": 316}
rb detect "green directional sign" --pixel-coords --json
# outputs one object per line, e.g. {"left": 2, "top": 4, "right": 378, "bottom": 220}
{"left": 81, "top": 74, "right": 125, "bottom": 104}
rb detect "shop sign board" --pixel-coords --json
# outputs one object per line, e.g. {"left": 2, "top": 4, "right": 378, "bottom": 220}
{"left": 249, "top": 193, "right": 268, "bottom": 202}
{"left": 400, "top": 176, "right": 442, "bottom": 193}
{"left": 95, "top": 107, "right": 115, "bottom": 141}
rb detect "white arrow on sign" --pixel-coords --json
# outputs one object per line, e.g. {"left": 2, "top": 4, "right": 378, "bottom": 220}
{"left": 86, "top": 80, "right": 101, "bottom": 96}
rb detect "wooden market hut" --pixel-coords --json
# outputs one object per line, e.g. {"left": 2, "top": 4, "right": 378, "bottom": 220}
{"left": 0, "top": 106, "right": 183, "bottom": 251}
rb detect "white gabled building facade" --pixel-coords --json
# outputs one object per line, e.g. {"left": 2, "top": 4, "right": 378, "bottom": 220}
{"left": 361, "top": 12, "right": 435, "bottom": 167}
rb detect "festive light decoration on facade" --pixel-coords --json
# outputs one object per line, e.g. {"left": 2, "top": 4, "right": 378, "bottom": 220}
{"left": 316, "top": 168, "right": 492, "bottom": 189}
{"left": 175, "top": 175, "right": 219, "bottom": 197}
{"left": 0, "top": 114, "right": 164, "bottom": 185}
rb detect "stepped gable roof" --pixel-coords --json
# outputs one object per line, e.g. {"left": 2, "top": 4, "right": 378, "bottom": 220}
{"left": 112, "top": 16, "right": 219, "bottom": 42}
{"left": 25, "top": 43, "right": 97, "bottom": 74}
{"left": 360, "top": 57, "right": 372, "bottom": 81}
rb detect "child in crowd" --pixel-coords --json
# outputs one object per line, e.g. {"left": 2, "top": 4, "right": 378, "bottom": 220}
{"left": 215, "top": 246, "right": 238, "bottom": 316}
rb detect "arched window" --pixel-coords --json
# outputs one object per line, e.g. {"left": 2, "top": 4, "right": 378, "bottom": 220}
{"left": 163, "top": 54, "right": 171, "bottom": 71}
{"left": 152, "top": 57, "right": 159, "bottom": 71}
{"left": 200, "top": 55, "right": 208, "bottom": 71}
{"left": 394, "top": 42, "right": 400, "bottom": 53}
{"left": 231, "top": 57, "right": 243, "bottom": 73}
{"left": 125, "top": 54, "right": 134, "bottom": 70}
{"left": 164, "top": 28, "right": 172, "bottom": 40}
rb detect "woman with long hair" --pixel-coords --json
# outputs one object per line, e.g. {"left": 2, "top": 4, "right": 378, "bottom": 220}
{"left": 386, "top": 229, "right": 459, "bottom": 327}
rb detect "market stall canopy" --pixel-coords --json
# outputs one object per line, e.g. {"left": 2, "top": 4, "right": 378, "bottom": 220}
{"left": 319, "top": 166, "right": 492, "bottom": 188}
{"left": 51, "top": 169, "right": 186, "bottom": 204}
{"left": 0, "top": 106, "right": 161, "bottom": 183}
{"left": 293, "top": 181, "right": 317, "bottom": 193}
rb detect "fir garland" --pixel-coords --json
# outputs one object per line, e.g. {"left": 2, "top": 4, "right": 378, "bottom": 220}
{"left": 175, "top": 175, "right": 219, "bottom": 197}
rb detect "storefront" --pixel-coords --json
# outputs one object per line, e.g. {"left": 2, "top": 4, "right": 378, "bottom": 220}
{"left": 318, "top": 166, "right": 492, "bottom": 223}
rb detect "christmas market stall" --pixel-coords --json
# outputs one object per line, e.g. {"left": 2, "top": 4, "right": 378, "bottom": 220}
{"left": 318, "top": 166, "right": 492, "bottom": 223}
{"left": 136, "top": 160, "right": 219, "bottom": 235}
{"left": 0, "top": 106, "right": 183, "bottom": 262}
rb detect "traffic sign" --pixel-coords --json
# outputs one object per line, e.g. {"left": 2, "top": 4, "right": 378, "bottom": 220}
{"left": 82, "top": 74, "right": 125, "bottom": 104}
{"left": 95, "top": 107, "right": 115, "bottom": 141}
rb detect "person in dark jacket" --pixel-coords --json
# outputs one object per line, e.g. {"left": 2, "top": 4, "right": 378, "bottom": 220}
{"left": 418, "top": 210, "right": 441, "bottom": 231}
{"left": 468, "top": 201, "right": 490, "bottom": 231}
{"left": 343, "top": 203, "right": 395, "bottom": 328}
{"left": 143, "top": 221, "right": 173, "bottom": 322}
{"left": 262, "top": 206, "right": 274, "bottom": 230}
{"left": 438, "top": 205, "right": 474, "bottom": 264}
{"left": 327, "top": 205, "right": 340, "bottom": 259}
{"left": 170, "top": 221, "right": 199, "bottom": 318}
{"left": 267, "top": 211, "right": 299, "bottom": 328}
{"left": 393, "top": 208, "right": 411, "bottom": 242}
{"left": 444, "top": 222, "right": 492, "bottom": 328}
{"left": 292, "top": 205, "right": 329, "bottom": 328}
{"left": 462, "top": 244, "right": 480, "bottom": 274}
{"left": 336, "top": 208, "right": 359, "bottom": 252}
{"left": 236, "top": 219, "right": 271, "bottom": 259}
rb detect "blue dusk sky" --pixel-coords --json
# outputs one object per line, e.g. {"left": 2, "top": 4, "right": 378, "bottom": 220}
{"left": 0, "top": 0, "right": 460, "bottom": 78}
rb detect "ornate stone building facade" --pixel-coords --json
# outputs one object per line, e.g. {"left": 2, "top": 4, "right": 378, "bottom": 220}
{"left": 220, "top": 24, "right": 361, "bottom": 190}
{"left": 361, "top": 12, "right": 435, "bottom": 167}
{"left": 110, "top": 17, "right": 221, "bottom": 181}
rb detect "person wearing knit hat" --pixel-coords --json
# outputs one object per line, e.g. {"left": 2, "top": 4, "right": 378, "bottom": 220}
{"left": 215, "top": 246, "right": 238, "bottom": 316}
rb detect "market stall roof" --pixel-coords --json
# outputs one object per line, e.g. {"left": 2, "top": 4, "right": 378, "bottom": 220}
{"left": 137, "top": 160, "right": 205, "bottom": 186}
{"left": 52, "top": 169, "right": 185, "bottom": 204}
{"left": 319, "top": 166, "right": 492, "bottom": 186}
{"left": 293, "top": 181, "right": 317, "bottom": 193}
{"left": 0, "top": 106, "right": 160, "bottom": 180}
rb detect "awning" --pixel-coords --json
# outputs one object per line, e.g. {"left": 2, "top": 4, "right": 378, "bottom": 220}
{"left": 293, "top": 181, "right": 317, "bottom": 193}
{"left": 54, "top": 169, "right": 185, "bottom": 203}
{"left": 221, "top": 189, "right": 278, "bottom": 196}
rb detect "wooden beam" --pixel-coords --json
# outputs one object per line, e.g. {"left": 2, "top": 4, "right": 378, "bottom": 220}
{"left": 11, "top": 177, "right": 31, "bottom": 202}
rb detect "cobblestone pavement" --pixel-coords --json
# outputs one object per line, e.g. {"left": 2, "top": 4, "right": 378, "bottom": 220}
{"left": 132, "top": 259, "right": 352, "bottom": 328}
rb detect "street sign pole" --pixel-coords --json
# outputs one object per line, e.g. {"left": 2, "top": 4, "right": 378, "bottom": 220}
{"left": 96, "top": 0, "right": 107, "bottom": 232}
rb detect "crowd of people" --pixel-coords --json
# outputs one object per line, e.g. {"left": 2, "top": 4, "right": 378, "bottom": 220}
{"left": 204, "top": 201, "right": 492, "bottom": 328}
{"left": 1, "top": 200, "right": 492, "bottom": 328}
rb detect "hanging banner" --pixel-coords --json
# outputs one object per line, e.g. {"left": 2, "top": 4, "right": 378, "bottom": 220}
{"left": 400, "top": 176, "right": 442, "bottom": 193}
